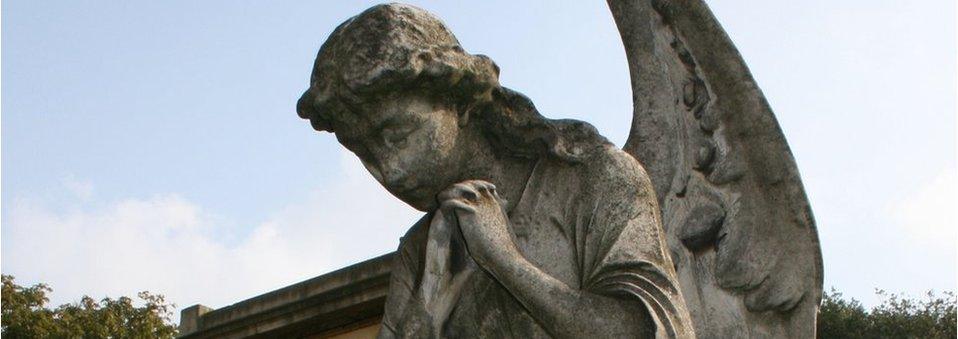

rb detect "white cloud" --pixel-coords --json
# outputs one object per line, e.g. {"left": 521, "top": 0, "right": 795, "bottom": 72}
{"left": 60, "top": 174, "right": 94, "bottom": 201}
{"left": 892, "top": 168, "right": 958, "bottom": 255}
{"left": 13, "top": 149, "right": 952, "bottom": 324}
{"left": 1, "top": 150, "right": 422, "bottom": 322}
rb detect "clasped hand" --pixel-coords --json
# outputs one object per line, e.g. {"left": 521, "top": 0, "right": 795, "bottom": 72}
{"left": 438, "top": 180, "right": 519, "bottom": 270}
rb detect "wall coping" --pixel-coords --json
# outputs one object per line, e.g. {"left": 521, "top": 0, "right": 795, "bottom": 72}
{"left": 178, "top": 253, "right": 394, "bottom": 338}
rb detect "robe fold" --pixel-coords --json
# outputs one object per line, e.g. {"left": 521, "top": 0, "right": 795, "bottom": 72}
{"left": 379, "top": 146, "right": 695, "bottom": 338}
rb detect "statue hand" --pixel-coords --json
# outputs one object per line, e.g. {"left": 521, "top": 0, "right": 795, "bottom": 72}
{"left": 438, "top": 180, "right": 518, "bottom": 270}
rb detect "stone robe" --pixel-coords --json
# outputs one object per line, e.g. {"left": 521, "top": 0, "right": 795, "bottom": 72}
{"left": 379, "top": 146, "right": 694, "bottom": 338}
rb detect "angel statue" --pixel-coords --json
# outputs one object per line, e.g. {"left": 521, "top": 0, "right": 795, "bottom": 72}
{"left": 297, "top": 1, "right": 821, "bottom": 338}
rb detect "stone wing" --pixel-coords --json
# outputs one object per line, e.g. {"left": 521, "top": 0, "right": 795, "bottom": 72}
{"left": 607, "top": 0, "right": 823, "bottom": 337}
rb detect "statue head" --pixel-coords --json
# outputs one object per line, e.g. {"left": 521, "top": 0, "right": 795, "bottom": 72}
{"left": 297, "top": 3, "right": 608, "bottom": 210}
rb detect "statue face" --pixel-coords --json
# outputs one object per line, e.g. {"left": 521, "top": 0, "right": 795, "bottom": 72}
{"left": 336, "top": 93, "right": 464, "bottom": 211}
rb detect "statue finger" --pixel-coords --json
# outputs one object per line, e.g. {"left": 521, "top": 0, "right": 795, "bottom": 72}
{"left": 440, "top": 198, "right": 477, "bottom": 215}
{"left": 438, "top": 182, "right": 481, "bottom": 203}
{"left": 471, "top": 180, "right": 498, "bottom": 197}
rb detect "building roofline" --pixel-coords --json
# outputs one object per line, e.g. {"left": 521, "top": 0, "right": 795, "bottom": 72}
{"left": 178, "top": 252, "right": 394, "bottom": 338}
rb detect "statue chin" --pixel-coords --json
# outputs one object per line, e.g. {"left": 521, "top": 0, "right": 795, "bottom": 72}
{"left": 405, "top": 197, "right": 438, "bottom": 213}
{"left": 388, "top": 185, "right": 439, "bottom": 212}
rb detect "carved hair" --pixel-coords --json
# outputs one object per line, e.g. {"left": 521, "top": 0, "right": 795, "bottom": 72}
{"left": 297, "top": 3, "right": 609, "bottom": 162}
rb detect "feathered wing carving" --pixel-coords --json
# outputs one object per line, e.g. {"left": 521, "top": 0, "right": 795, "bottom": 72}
{"left": 607, "top": 0, "right": 823, "bottom": 337}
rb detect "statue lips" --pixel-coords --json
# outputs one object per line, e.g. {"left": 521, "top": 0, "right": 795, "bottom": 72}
{"left": 381, "top": 173, "right": 420, "bottom": 195}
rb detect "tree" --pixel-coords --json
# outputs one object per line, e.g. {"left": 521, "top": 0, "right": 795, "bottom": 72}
{"left": 1, "top": 275, "right": 177, "bottom": 339}
{"left": 818, "top": 287, "right": 956, "bottom": 338}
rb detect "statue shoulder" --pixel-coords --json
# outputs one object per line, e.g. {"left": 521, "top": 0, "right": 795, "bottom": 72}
{"left": 576, "top": 145, "right": 657, "bottom": 203}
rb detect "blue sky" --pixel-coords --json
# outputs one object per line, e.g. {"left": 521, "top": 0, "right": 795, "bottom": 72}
{"left": 3, "top": 0, "right": 955, "bottom": 319}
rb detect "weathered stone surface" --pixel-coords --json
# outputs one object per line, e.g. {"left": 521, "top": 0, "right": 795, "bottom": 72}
{"left": 609, "top": 0, "right": 823, "bottom": 337}
{"left": 297, "top": 4, "right": 692, "bottom": 338}
{"left": 297, "top": 2, "right": 821, "bottom": 338}
{"left": 177, "top": 254, "right": 393, "bottom": 339}
{"left": 179, "top": 305, "right": 213, "bottom": 335}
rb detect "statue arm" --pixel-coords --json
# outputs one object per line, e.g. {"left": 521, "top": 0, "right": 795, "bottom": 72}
{"left": 440, "top": 168, "right": 680, "bottom": 338}
{"left": 482, "top": 241, "right": 656, "bottom": 339}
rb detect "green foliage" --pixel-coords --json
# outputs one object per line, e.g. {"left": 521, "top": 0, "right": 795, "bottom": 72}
{"left": 5, "top": 275, "right": 955, "bottom": 338}
{"left": 1, "top": 275, "right": 177, "bottom": 339}
{"left": 818, "top": 287, "right": 956, "bottom": 339}
{"left": 1, "top": 275, "right": 55, "bottom": 338}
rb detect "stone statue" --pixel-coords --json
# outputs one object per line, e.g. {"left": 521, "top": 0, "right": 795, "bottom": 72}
{"left": 296, "top": 2, "right": 821, "bottom": 338}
